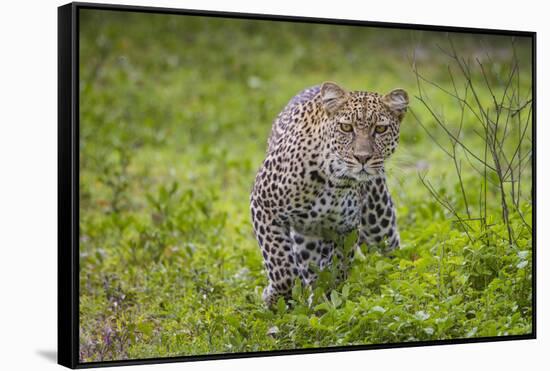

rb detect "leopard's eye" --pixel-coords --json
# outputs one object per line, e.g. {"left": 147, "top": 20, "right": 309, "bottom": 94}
{"left": 339, "top": 122, "right": 353, "bottom": 133}
{"left": 374, "top": 125, "right": 388, "bottom": 134}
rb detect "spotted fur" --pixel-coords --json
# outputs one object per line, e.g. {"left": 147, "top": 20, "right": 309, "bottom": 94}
{"left": 250, "top": 82, "right": 409, "bottom": 307}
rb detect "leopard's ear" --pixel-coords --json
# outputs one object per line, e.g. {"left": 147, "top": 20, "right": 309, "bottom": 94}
{"left": 320, "top": 82, "right": 349, "bottom": 115}
{"left": 382, "top": 88, "right": 409, "bottom": 120}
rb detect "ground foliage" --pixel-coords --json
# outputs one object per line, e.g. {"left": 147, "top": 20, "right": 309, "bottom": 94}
{"left": 78, "top": 10, "right": 533, "bottom": 362}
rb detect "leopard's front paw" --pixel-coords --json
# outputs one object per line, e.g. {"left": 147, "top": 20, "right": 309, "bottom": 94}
{"left": 262, "top": 284, "right": 278, "bottom": 308}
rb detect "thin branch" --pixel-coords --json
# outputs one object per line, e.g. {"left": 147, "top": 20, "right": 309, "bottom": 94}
{"left": 418, "top": 172, "right": 474, "bottom": 243}
{"left": 414, "top": 96, "right": 497, "bottom": 172}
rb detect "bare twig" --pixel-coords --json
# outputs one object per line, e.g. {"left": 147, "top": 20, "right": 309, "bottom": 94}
{"left": 412, "top": 35, "right": 532, "bottom": 247}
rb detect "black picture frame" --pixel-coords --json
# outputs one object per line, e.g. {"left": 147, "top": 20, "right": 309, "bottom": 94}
{"left": 58, "top": 2, "right": 537, "bottom": 369}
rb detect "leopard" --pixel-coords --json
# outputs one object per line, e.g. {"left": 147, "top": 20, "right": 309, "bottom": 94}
{"left": 250, "top": 81, "right": 409, "bottom": 307}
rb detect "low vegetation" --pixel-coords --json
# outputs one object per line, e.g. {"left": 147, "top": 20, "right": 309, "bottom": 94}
{"left": 78, "top": 10, "right": 533, "bottom": 362}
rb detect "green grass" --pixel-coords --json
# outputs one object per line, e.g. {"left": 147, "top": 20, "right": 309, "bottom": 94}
{"left": 78, "top": 9, "right": 533, "bottom": 362}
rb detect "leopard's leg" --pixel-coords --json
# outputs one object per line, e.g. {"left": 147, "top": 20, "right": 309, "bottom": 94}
{"left": 291, "top": 231, "right": 356, "bottom": 308}
{"left": 360, "top": 177, "right": 400, "bottom": 254}
{"left": 290, "top": 230, "right": 336, "bottom": 287}
{"left": 332, "top": 245, "right": 355, "bottom": 282}
{"left": 251, "top": 206, "right": 300, "bottom": 308}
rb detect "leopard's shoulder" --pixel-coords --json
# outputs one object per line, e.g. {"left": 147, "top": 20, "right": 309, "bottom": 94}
{"left": 267, "top": 85, "right": 322, "bottom": 153}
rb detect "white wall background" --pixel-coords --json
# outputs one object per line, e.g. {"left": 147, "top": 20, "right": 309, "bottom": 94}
{"left": 0, "top": 0, "right": 545, "bottom": 369}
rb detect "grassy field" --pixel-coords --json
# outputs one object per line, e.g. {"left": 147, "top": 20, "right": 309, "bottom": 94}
{"left": 78, "top": 9, "right": 533, "bottom": 362}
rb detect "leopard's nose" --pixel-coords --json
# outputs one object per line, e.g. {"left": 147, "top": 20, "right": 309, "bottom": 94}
{"left": 354, "top": 153, "right": 372, "bottom": 164}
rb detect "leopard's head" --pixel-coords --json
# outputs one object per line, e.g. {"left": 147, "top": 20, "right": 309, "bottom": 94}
{"left": 319, "top": 81, "right": 408, "bottom": 182}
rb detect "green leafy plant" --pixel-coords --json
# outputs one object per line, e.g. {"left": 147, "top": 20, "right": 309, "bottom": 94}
{"left": 78, "top": 11, "right": 532, "bottom": 362}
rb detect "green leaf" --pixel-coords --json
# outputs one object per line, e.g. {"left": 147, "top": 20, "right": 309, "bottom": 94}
{"left": 341, "top": 283, "right": 351, "bottom": 300}
{"left": 370, "top": 306, "right": 386, "bottom": 314}
{"left": 309, "top": 316, "right": 324, "bottom": 329}
{"left": 414, "top": 311, "right": 430, "bottom": 321}
{"left": 343, "top": 230, "right": 358, "bottom": 251}
{"left": 516, "top": 260, "right": 528, "bottom": 269}
{"left": 517, "top": 250, "right": 529, "bottom": 259}
{"left": 330, "top": 291, "right": 342, "bottom": 308}
{"left": 375, "top": 260, "right": 393, "bottom": 273}
{"left": 314, "top": 302, "right": 332, "bottom": 312}
{"left": 276, "top": 297, "right": 287, "bottom": 314}
{"left": 137, "top": 321, "right": 153, "bottom": 338}
{"left": 466, "top": 327, "right": 478, "bottom": 338}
